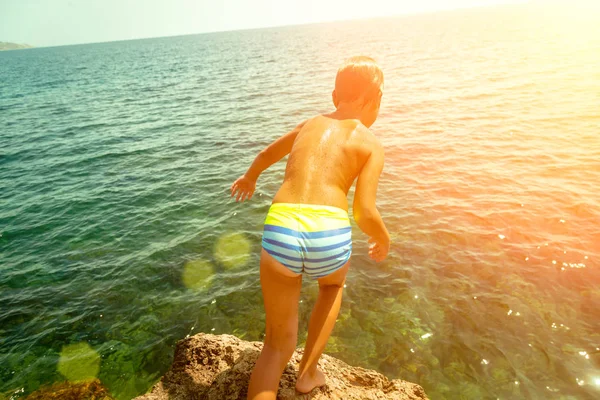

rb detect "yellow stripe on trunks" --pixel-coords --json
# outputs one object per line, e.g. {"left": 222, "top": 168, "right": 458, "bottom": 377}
{"left": 264, "top": 203, "right": 350, "bottom": 232}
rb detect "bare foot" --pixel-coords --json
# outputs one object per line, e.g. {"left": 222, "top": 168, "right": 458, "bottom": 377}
{"left": 295, "top": 368, "right": 326, "bottom": 393}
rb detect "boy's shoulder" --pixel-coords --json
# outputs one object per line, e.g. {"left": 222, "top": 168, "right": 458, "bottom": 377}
{"left": 310, "top": 114, "right": 380, "bottom": 143}
{"left": 354, "top": 121, "right": 378, "bottom": 139}
{"left": 351, "top": 121, "right": 383, "bottom": 153}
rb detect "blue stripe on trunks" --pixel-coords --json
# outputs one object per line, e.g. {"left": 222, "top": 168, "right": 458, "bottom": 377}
{"left": 262, "top": 244, "right": 349, "bottom": 265}
{"left": 310, "top": 253, "right": 352, "bottom": 278}
{"left": 262, "top": 237, "right": 352, "bottom": 253}
{"left": 263, "top": 246, "right": 303, "bottom": 271}
{"left": 304, "top": 248, "right": 350, "bottom": 263}
{"left": 304, "top": 251, "right": 352, "bottom": 272}
{"left": 263, "top": 224, "right": 351, "bottom": 239}
{"left": 263, "top": 231, "right": 351, "bottom": 255}
{"left": 263, "top": 246, "right": 348, "bottom": 265}
{"left": 261, "top": 240, "right": 306, "bottom": 262}
{"left": 262, "top": 242, "right": 304, "bottom": 263}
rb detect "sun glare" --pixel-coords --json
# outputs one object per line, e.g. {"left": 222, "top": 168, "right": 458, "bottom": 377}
{"left": 214, "top": 232, "right": 251, "bottom": 269}
{"left": 273, "top": 0, "right": 529, "bottom": 24}
{"left": 57, "top": 342, "right": 100, "bottom": 382}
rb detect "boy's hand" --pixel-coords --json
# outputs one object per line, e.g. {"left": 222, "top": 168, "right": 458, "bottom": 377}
{"left": 368, "top": 237, "right": 389, "bottom": 262}
{"left": 230, "top": 175, "right": 256, "bottom": 202}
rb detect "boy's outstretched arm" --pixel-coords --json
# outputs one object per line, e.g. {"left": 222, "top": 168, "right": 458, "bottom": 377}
{"left": 353, "top": 138, "right": 390, "bottom": 262}
{"left": 230, "top": 120, "right": 307, "bottom": 202}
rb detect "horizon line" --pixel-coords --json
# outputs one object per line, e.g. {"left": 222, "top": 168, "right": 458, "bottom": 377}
{"left": 6, "top": 2, "right": 529, "bottom": 51}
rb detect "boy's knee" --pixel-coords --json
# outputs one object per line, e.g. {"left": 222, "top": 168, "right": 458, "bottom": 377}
{"left": 265, "top": 329, "right": 297, "bottom": 355}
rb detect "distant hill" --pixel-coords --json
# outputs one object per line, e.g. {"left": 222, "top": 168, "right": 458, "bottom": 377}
{"left": 0, "top": 41, "right": 34, "bottom": 51}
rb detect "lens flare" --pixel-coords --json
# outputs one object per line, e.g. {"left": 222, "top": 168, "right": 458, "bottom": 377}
{"left": 214, "top": 232, "right": 251, "bottom": 269}
{"left": 57, "top": 342, "right": 100, "bottom": 382}
{"left": 182, "top": 259, "right": 214, "bottom": 290}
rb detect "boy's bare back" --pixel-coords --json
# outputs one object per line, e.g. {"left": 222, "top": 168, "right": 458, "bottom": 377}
{"left": 231, "top": 56, "right": 389, "bottom": 261}
{"left": 273, "top": 115, "right": 382, "bottom": 213}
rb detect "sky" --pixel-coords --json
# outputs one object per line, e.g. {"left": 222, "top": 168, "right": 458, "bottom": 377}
{"left": 0, "top": 0, "right": 533, "bottom": 47}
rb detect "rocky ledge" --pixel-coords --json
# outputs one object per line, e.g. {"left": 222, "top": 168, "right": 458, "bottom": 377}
{"left": 135, "top": 333, "right": 428, "bottom": 400}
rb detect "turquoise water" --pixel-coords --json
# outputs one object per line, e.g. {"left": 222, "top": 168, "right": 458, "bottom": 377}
{"left": 1, "top": 3, "right": 599, "bottom": 399}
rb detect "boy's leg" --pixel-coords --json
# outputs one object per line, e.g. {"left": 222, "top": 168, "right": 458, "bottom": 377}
{"left": 295, "top": 260, "right": 350, "bottom": 393}
{"left": 247, "top": 249, "right": 303, "bottom": 400}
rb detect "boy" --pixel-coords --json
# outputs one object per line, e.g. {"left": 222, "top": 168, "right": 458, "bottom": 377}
{"left": 230, "top": 56, "right": 390, "bottom": 400}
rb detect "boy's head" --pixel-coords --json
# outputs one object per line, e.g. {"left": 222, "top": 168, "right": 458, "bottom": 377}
{"left": 332, "top": 56, "right": 384, "bottom": 127}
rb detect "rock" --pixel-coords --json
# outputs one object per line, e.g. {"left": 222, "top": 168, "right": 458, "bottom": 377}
{"left": 135, "top": 333, "right": 428, "bottom": 400}
{"left": 24, "top": 379, "right": 114, "bottom": 400}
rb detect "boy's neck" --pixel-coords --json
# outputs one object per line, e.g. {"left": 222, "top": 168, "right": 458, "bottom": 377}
{"left": 329, "top": 102, "right": 364, "bottom": 121}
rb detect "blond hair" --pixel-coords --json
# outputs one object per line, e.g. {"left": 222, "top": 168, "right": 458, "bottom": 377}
{"left": 335, "top": 56, "right": 383, "bottom": 104}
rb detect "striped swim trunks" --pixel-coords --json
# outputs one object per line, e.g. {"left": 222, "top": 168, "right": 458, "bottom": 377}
{"left": 261, "top": 202, "right": 352, "bottom": 279}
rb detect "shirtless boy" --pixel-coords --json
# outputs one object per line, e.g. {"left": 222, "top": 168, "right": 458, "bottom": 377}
{"left": 230, "top": 56, "right": 391, "bottom": 400}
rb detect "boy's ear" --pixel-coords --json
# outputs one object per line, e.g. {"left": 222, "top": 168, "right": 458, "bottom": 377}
{"left": 332, "top": 90, "right": 339, "bottom": 108}
{"left": 359, "top": 95, "right": 372, "bottom": 109}
{"left": 366, "top": 92, "right": 382, "bottom": 109}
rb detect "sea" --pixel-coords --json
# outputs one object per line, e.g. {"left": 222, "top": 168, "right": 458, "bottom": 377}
{"left": 1, "top": 3, "right": 599, "bottom": 399}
